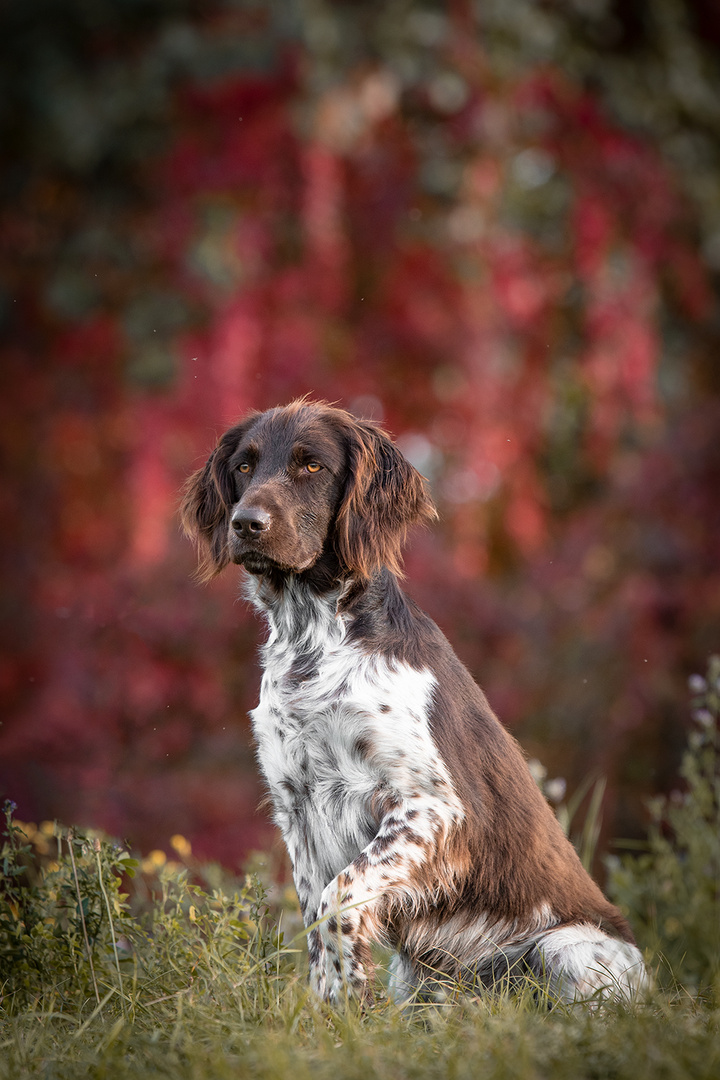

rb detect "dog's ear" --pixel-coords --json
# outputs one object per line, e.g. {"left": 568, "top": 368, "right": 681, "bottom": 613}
{"left": 181, "top": 414, "right": 258, "bottom": 582}
{"left": 334, "top": 418, "right": 437, "bottom": 581}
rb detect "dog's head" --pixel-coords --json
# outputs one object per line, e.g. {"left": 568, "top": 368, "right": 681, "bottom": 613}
{"left": 181, "top": 400, "right": 437, "bottom": 585}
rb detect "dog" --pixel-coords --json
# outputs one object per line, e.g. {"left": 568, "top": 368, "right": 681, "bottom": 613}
{"left": 181, "top": 399, "right": 647, "bottom": 1006}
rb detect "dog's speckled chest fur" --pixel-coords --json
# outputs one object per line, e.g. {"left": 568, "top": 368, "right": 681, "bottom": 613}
{"left": 248, "top": 578, "right": 462, "bottom": 925}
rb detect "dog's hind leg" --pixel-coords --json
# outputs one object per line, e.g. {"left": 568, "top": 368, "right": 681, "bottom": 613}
{"left": 529, "top": 924, "right": 649, "bottom": 1004}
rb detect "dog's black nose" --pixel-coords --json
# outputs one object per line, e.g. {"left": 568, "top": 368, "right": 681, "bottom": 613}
{"left": 231, "top": 508, "right": 271, "bottom": 537}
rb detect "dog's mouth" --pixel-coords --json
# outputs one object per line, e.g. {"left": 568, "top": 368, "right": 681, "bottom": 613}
{"left": 234, "top": 547, "right": 320, "bottom": 577}
{"left": 235, "top": 550, "right": 275, "bottom": 575}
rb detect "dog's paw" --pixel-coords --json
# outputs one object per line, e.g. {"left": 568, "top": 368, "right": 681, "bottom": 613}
{"left": 323, "top": 967, "right": 372, "bottom": 1008}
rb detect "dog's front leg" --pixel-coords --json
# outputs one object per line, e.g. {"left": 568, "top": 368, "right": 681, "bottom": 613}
{"left": 310, "top": 871, "right": 376, "bottom": 1006}
{"left": 310, "top": 801, "right": 451, "bottom": 1005}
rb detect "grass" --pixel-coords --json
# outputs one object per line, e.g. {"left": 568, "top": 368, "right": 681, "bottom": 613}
{"left": 1, "top": 659, "right": 719, "bottom": 1078}
{"left": 1, "top": 960, "right": 718, "bottom": 1080}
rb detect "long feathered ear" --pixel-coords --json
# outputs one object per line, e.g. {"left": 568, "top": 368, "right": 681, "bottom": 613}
{"left": 334, "top": 418, "right": 437, "bottom": 581}
{"left": 180, "top": 415, "right": 258, "bottom": 582}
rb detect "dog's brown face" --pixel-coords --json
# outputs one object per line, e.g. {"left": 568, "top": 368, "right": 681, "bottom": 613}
{"left": 223, "top": 406, "right": 348, "bottom": 576}
{"left": 181, "top": 400, "right": 436, "bottom": 586}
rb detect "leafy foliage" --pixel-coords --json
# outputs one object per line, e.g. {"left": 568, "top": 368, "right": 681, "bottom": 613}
{"left": 0, "top": 805, "right": 295, "bottom": 1020}
{"left": 608, "top": 656, "right": 720, "bottom": 997}
{"left": 0, "top": 806, "right": 137, "bottom": 1011}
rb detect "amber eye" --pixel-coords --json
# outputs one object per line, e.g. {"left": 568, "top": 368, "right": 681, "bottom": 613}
{"left": 305, "top": 462, "right": 322, "bottom": 473}
{"left": 238, "top": 463, "right": 251, "bottom": 473}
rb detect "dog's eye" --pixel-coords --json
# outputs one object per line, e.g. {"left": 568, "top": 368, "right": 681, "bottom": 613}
{"left": 238, "top": 463, "right": 251, "bottom": 473}
{"left": 305, "top": 462, "right": 322, "bottom": 473}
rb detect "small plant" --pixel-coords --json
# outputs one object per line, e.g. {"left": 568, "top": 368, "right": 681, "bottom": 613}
{"left": 0, "top": 808, "right": 140, "bottom": 1014}
{"left": 607, "top": 656, "right": 720, "bottom": 999}
{"left": 0, "top": 807, "right": 303, "bottom": 1028}
{"left": 528, "top": 760, "right": 606, "bottom": 871}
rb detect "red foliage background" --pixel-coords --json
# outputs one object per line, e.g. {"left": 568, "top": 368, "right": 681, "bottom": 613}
{"left": 1, "top": 1, "right": 719, "bottom": 868}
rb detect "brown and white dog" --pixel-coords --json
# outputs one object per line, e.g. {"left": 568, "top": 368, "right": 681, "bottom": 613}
{"left": 182, "top": 399, "right": 647, "bottom": 1006}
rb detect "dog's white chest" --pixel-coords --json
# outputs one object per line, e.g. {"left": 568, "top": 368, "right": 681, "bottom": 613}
{"left": 249, "top": 605, "right": 452, "bottom": 900}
